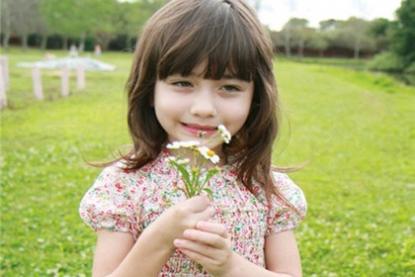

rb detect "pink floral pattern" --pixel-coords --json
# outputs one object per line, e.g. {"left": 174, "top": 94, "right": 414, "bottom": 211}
{"left": 79, "top": 148, "right": 307, "bottom": 275}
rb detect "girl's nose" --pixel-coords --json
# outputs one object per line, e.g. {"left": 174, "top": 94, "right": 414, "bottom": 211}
{"left": 190, "top": 90, "right": 217, "bottom": 118}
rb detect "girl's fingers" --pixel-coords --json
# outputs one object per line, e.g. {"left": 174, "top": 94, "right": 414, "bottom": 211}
{"left": 174, "top": 238, "right": 219, "bottom": 260}
{"left": 182, "top": 228, "right": 228, "bottom": 248}
{"left": 178, "top": 248, "right": 217, "bottom": 266}
{"left": 184, "top": 195, "right": 210, "bottom": 212}
{"left": 195, "top": 206, "right": 216, "bottom": 222}
{"left": 196, "top": 221, "right": 228, "bottom": 238}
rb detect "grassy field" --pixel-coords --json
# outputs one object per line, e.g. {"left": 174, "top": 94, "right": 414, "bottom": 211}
{"left": 1, "top": 48, "right": 414, "bottom": 276}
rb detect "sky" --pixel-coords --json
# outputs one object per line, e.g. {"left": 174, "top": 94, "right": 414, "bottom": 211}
{"left": 254, "top": 0, "right": 403, "bottom": 31}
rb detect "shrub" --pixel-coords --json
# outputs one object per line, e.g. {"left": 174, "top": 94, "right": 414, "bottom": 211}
{"left": 404, "top": 61, "right": 415, "bottom": 73}
{"left": 367, "top": 52, "right": 405, "bottom": 72}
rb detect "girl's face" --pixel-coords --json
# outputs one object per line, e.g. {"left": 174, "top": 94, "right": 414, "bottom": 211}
{"left": 154, "top": 62, "right": 254, "bottom": 155}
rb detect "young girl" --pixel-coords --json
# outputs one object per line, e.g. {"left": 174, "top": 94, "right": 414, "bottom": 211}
{"left": 79, "top": 0, "right": 307, "bottom": 276}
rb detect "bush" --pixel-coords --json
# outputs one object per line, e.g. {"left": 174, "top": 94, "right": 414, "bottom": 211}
{"left": 367, "top": 52, "right": 405, "bottom": 72}
{"left": 404, "top": 61, "right": 415, "bottom": 73}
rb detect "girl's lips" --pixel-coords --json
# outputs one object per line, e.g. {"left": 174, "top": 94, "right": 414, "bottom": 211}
{"left": 181, "top": 123, "right": 217, "bottom": 136}
{"left": 182, "top": 123, "right": 217, "bottom": 130}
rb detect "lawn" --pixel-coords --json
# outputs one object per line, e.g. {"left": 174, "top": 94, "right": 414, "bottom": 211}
{"left": 1, "top": 48, "right": 414, "bottom": 276}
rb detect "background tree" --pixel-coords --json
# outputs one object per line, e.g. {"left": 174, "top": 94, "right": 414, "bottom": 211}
{"left": 320, "top": 17, "right": 375, "bottom": 59}
{"left": 40, "top": 0, "right": 86, "bottom": 50}
{"left": 115, "top": 0, "right": 166, "bottom": 51}
{"left": 392, "top": 0, "right": 415, "bottom": 66}
{"left": 281, "top": 18, "right": 309, "bottom": 57}
{"left": 308, "top": 30, "right": 329, "bottom": 57}
{"left": 368, "top": 18, "right": 395, "bottom": 52}
{"left": 319, "top": 19, "right": 341, "bottom": 32}
{"left": 342, "top": 17, "right": 375, "bottom": 59}
{"left": 39, "top": 0, "right": 117, "bottom": 50}
{"left": 1, "top": 0, "right": 43, "bottom": 50}
{"left": 279, "top": 26, "right": 292, "bottom": 57}
{"left": 367, "top": 0, "right": 414, "bottom": 73}
{"left": 0, "top": 0, "right": 12, "bottom": 49}
{"left": 268, "top": 29, "right": 284, "bottom": 53}
{"left": 88, "top": 0, "right": 119, "bottom": 50}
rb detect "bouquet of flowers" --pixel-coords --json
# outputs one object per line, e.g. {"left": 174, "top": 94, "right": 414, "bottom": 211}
{"left": 166, "top": 124, "right": 231, "bottom": 199}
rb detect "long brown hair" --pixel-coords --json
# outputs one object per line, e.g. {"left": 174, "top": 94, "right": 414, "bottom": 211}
{"left": 98, "top": 0, "right": 302, "bottom": 207}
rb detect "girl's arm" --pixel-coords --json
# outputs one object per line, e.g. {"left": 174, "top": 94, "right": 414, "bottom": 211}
{"left": 174, "top": 223, "right": 302, "bottom": 277}
{"left": 92, "top": 226, "right": 174, "bottom": 277}
{"left": 91, "top": 195, "right": 215, "bottom": 277}
{"left": 264, "top": 230, "right": 302, "bottom": 276}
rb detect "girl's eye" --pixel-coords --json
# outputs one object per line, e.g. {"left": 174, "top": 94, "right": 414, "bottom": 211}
{"left": 221, "top": 85, "right": 241, "bottom": 92}
{"left": 172, "top": 81, "right": 192, "bottom": 87}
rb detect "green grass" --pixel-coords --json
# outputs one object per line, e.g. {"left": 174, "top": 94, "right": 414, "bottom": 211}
{"left": 282, "top": 56, "right": 369, "bottom": 71}
{"left": 1, "top": 48, "right": 414, "bottom": 276}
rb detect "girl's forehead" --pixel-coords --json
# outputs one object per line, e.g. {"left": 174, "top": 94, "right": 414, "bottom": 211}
{"left": 192, "top": 61, "right": 208, "bottom": 76}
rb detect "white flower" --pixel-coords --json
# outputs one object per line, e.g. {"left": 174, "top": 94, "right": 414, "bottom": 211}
{"left": 166, "top": 156, "right": 177, "bottom": 162}
{"left": 176, "top": 158, "right": 190, "bottom": 165}
{"left": 217, "top": 124, "right": 231, "bottom": 143}
{"left": 197, "top": 146, "right": 220, "bottom": 164}
{"left": 167, "top": 141, "right": 200, "bottom": 149}
{"left": 166, "top": 156, "right": 189, "bottom": 165}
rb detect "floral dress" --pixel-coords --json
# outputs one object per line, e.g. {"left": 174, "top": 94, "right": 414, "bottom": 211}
{"left": 79, "top": 148, "right": 307, "bottom": 276}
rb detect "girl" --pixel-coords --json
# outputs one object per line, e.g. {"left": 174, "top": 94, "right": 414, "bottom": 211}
{"left": 79, "top": 0, "right": 307, "bottom": 276}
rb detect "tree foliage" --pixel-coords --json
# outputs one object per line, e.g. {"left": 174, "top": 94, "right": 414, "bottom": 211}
{"left": 368, "top": 18, "right": 395, "bottom": 52}
{"left": 369, "top": 0, "right": 415, "bottom": 72}
{"left": 1, "top": 0, "right": 45, "bottom": 49}
{"left": 1, "top": 0, "right": 166, "bottom": 50}
{"left": 392, "top": 0, "right": 415, "bottom": 65}
{"left": 281, "top": 18, "right": 311, "bottom": 57}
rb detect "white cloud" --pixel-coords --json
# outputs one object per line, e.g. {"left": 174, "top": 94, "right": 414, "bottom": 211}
{"left": 255, "top": 0, "right": 402, "bottom": 30}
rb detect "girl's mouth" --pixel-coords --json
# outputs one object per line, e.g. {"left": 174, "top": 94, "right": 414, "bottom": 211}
{"left": 181, "top": 123, "right": 217, "bottom": 137}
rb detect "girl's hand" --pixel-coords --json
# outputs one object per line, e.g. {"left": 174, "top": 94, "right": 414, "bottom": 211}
{"left": 174, "top": 221, "right": 235, "bottom": 277}
{"left": 147, "top": 195, "right": 215, "bottom": 248}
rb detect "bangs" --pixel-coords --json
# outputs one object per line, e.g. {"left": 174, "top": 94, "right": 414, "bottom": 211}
{"left": 157, "top": 1, "right": 257, "bottom": 81}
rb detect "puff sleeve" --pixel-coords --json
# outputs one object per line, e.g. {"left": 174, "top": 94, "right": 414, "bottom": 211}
{"left": 79, "top": 164, "right": 140, "bottom": 239}
{"left": 265, "top": 172, "right": 307, "bottom": 235}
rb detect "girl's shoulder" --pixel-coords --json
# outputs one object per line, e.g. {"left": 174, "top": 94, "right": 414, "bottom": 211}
{"left": 89, "top": 150, "right": 177, "bottom": 194}
{"left": 96, "top": 159, "right": 146, "bottom": 187}
{"left": 271, "top": 171, "right": 306, "bottom": 199}
{"left": 264, "top": 171, "right": 308, "bottom": 232}
{"left": 78, "top": 156, "right": 169, "bottom": 239}
{"left": 95, "top": 154, "right": 172, "bottom": 187}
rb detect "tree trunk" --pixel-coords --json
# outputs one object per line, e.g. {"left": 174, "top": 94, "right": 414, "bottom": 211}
{"left": 125, "top": 35, "right": 130, "bottom": 51}
{"left": 130, "top": 37, "right": 137, "bottom": 52}
{"left": 298, "top": 40, "right": 304, "bottom": 58}
{"left": 22, "top": 34, "right": 28, "bottom": 51}
{"left": 354, "top": 38, "right": 361, "bottom": 59}
{"left": 62, "top": 37, "right": 68, "bottom": 50}
{"left": 2, "top": 32, "right": 10, "bottom": 49}
{"left": 284, "top": 31, "right": 291, "bottom": 57}
{"left": 79, "top": 33, "right": 86, "bottom": 52}
{"left": 41, "top": 34, "right": 48, "bottom": 50}
{"left": 2, "top": 5, "right": 11, "bottom": 51}
{"left": 96, "top": 34, "right": 112, "bottom": 51}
